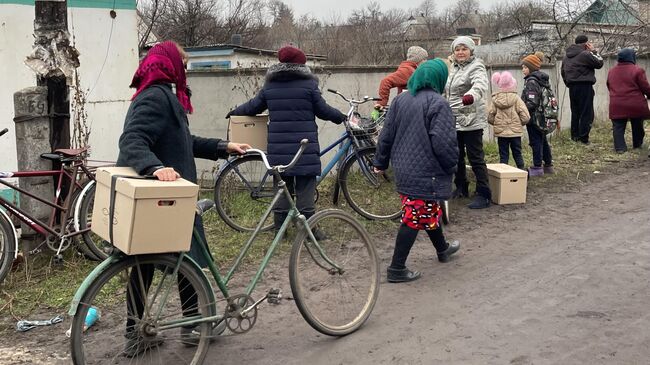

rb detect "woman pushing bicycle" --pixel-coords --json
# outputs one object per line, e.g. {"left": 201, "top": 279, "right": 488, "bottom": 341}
{"left": 226, "top": 45, "right": 346, "bottom": 236}
{"left": 116, "top": 40, "right": 249, "bottom": 356}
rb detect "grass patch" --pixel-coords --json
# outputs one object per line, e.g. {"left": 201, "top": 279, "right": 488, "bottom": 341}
{"left": 0, "top": 123, "right": 645, "bottom": 329}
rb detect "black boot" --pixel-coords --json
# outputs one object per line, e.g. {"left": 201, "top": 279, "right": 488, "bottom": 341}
{"left": 437, "top": 240, "right": 460, "bottom": 263}
{"left": 468, "top": 186, "right": 491, "bottom": 209}
{"left": 274, "top": 213, "right": 288, "bottom": 240}
{"left": 451, "top": 182, "right": 469, "bottom": 199}
{"left": 387, "top": 267, "right": 421, "bottom": 283}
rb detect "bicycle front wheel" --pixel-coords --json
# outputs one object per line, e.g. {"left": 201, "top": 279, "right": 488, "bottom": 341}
{"left": 339, "top": 147, "right": 401, "bottom": 220}
{"left": 289, "top": 209, "right": 379, "bottom": 336}
{"left": 70, "top": 254, "right": 215, "bottom": 365}
{"left": 214, "top": 156, "right": 275, "bottom": 232}
{"left": 0, "top": 213, "right": 17, "bottom": 284}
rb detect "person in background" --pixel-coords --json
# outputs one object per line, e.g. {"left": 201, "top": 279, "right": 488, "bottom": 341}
{"left": 117, "top": 41, "right": 250, "bottom": 356}
{"left": 487, "top": 71, "right": 530, "bottom": 170}
{"left": 561, "top": 35, "right": 604, "bottom": 145}
{"left": 375, "top": 46, "right": 429, "bottom": 109}
{"left": 445, "top": 36, "right": 491, "bottom": 209}
{"left": 373, "top": 59, "right": 460, "bottom": 283}
{"left": 227, "top": 45, "right": 346, "bottom": 236}
{"left": 521, "top": 52, "right": 554, "bottom": 176}
{"left": 606, "top": 48, "right": 650, "bottom": 153}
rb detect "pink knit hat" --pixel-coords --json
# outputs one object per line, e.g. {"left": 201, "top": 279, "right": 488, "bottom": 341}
{"left": 491, "top": 71, "right": 517, "bottom": 93}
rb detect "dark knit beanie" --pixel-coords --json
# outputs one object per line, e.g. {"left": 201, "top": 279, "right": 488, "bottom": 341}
{"left": 278, "top": 45, "right": 307, "bottom": 64}
{"left": 522, "top": 51, "right": 544, "bottom": 71}
{"left": 575, "top": 35, "right": 589, "bottom": 44}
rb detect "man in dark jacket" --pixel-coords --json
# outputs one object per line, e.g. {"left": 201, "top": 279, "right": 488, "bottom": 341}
{"left": 561, "top": 35, "right": 604, "bottom": 144}
{"left": 228, "top": 45, "right": 346, "bottom": 232}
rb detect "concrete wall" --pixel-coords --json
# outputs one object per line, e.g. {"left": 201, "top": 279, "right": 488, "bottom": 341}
{"left": 0, "top": 2, "right": 139, "bottom": 175}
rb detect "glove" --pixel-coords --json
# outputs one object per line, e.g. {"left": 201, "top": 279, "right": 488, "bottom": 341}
{"left": 462, "top": 94, "right": 474, "bottom": 106}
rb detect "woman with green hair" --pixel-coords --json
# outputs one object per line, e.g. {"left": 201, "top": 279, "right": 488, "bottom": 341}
{"left": 373, "top": 59, "right": 461, "bottom": 283}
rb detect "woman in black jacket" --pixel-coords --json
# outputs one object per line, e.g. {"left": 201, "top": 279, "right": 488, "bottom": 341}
{"left": 117, "top": 41, "right": 249, "bottom": 356}
{"left": 228, "top": 45, "right": 346, "bottom": 232}
{"left": 373, "top": 59, "right": 461, "bottom": 283}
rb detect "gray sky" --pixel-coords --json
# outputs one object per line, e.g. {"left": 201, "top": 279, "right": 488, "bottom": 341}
{"left": 281, "top": 0, "right": 501, "bottom": 19}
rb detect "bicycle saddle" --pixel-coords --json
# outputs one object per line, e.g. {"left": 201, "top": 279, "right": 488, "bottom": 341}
{"left": 54, "top": 147, "right": 89, "bottom": 157}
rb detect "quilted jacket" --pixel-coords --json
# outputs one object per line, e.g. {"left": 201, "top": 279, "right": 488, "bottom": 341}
{"left": 373, "top": 88, "right": 458, "bottom": 200}
{"left": 229, "top": 63, "right": 346, "bottom": 176}
{"left": 561, "top": 44, "right": 604, "bottom": 86}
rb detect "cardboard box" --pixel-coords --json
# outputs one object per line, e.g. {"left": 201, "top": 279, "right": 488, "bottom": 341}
{"left": 91, "top": 167, "right": 199, "bottom": 255}
{"left": 228, "top": 114, "right": 268, "bottom": 150}
{"left": 487, "top": 163, "right": 528, "bottom": 204}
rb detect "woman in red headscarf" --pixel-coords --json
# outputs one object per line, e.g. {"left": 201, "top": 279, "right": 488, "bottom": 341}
{"left": 116, "top": 41, "right": 249, "bottom": 357}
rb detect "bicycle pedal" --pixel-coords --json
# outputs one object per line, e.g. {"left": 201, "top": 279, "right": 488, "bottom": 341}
{"left": 53, "top": 254, "right": 64, "bottom": 264}
{"left": 267, "top": 288, "right": 282, "bottom": 304}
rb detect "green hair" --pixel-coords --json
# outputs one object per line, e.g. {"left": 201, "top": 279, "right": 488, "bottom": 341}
{"left": 407, "top": 58, "right": 449, "bottom": 95}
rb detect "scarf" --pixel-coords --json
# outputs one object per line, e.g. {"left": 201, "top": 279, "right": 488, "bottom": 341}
{"left": 407, "top": 58, "right": 449, "bottom": 95}
{"left": 130, "top": 41, "right": 193, "bottom": 114}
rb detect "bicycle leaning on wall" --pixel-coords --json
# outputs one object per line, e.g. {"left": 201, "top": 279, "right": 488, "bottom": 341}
{"left": 0, "top": 128, "right": 100, "bottom": 283}
{"left": 214, "top": 90, "right": 402, "bottom": 232}
{"left": 68, "top": 140, "right": 380, "bottom": 364}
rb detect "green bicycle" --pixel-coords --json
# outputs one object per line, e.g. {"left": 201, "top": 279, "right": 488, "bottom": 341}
{"left": 68, "top": 140, "right": 380, "bottom": 364}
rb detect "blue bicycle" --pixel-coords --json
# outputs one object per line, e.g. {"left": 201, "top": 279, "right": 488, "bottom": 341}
{"left": 213, "top": 90, "right": 401, "bottom": 232}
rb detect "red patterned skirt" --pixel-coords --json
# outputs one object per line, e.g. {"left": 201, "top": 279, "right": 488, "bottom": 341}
{"left": 400, "top": 195, "right": 442, "bottom": 230}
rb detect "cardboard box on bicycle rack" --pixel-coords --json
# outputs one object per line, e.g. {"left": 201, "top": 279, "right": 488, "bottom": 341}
{"left": 91, "top": 167, "right": 199, "bottom": 255}
{"left": 228, "top": 115, "right": 268, "bottom": 151}
{"left": 486, "top": 163, "right": 528, "bottom": 205}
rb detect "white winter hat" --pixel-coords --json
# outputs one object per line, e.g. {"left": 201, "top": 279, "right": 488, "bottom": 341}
{"left": 451, "top": 36, "right": 476, "bottom": 52}
{"left": 406, "top": 46, "right": 428, "bottom": 63}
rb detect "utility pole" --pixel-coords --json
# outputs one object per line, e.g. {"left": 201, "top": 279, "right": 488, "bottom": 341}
{"left": 13, "top": 0, "right": 79, "bottom": 240}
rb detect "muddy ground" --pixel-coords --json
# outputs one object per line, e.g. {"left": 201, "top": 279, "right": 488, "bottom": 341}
{"left": 1, "top": 158, "right": 649, "bottom": 365}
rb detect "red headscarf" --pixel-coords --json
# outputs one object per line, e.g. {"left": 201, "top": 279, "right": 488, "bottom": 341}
{"left": 130, "top": 41, "right": 193, "bottom": 114}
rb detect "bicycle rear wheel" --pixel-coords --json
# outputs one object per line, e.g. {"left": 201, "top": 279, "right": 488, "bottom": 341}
{"left": 289, "top": 209, "right": 379, "bottom": 336}
{"left": 214, "top": 156, "right": 275, "bottom": 232}
{"left": 339, "top": 147, "right": 401, "bottom": 220}
{"left": 77, "top": 183, "right": 114, "bottom": 260}
{"left": 0, "top": 214, "right": 17, "bottom": 284}
{"left": 70, "top": 254, "right": 214, "bottom": 365}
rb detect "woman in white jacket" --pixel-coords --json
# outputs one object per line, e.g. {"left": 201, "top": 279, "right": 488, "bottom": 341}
{"left": 445, "top": 36, "right": 491, "bottom": 209}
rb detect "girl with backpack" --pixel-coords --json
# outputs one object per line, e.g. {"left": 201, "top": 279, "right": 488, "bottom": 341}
{"left": 487, "top": 71, "right": 530, "bottom": 170}
{"left": 521, "top": 52, "right": 554, "bottom": 177}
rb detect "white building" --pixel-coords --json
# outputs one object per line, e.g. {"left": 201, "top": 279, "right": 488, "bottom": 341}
{"left": 0, "top": 0, "right": 140, "bottom": 198}
{"left": 185, "top": 44, "right": 326, "bottom": 70}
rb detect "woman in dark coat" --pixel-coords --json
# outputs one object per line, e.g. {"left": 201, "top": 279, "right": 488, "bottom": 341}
{"left": 373, "top": 59, "right": 460, "bottom": 283}
{"left": 606, "top": 48, "right": 650, "bottom": 153}
{"left": 228, "top": 45, "right": 346, "bottom": 232}
{"left": 117, "top": 41, "right": 249, "bottom": 356}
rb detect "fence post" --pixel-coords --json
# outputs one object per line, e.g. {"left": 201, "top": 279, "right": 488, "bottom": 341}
{"left": 13, "top": 87, "right": 54, "bottom": 237}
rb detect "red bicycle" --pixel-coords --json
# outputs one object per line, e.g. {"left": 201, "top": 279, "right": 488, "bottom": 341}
{"left": 0, "top": 128, "right": 101, "bottom": 283}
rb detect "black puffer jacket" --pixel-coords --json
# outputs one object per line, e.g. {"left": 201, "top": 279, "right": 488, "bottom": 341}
{"left": 561, "top": 44, "right": 604, "bottom": 86}
{"left": 373, "top": 89, "right": 458, "bottom": 200}
{"left": 229, "top": 63, "right": 346, "bottom": 176}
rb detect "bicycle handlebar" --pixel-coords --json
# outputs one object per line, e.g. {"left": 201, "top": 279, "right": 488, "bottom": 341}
{"left": 245, "top": 139, "right": 309, "bottom": 173}
{"left": 327, "top": 89, "right": 381, "bottom": 105}
{"left": 0, "top": 128, "right": 8, "bottom": 138}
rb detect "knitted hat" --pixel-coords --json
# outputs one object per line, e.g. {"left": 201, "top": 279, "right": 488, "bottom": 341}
{"left": 491, "top": 71, "right": 517, "bottom": 93}
{"left": 278, "top": 45, "right": 306, "bottom": 64}
{"left": 617, "top": 48, "right": 636, "bottom": 64}
{"left": 575, "top": 35, "right": 589, "bottom": 44}
{"left": 451, "top": 36, "right": 476, "bottom": 52}
{"left": 522, "top": 51, "right": 544, "bottom": 71}
{"left": 407, "top": 58, "right": 449, "bottom": 95}
{"left": 406, "top": 46, "right": 428, "bottom": 63}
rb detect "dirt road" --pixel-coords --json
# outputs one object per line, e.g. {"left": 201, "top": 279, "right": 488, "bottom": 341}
{"left": 2, "top": 159, "right": 649, "bottom": 364}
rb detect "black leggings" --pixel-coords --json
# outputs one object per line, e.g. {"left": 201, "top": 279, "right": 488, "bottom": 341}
{"left": 389, "top": 223, "right": 448, "bottom": 270}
